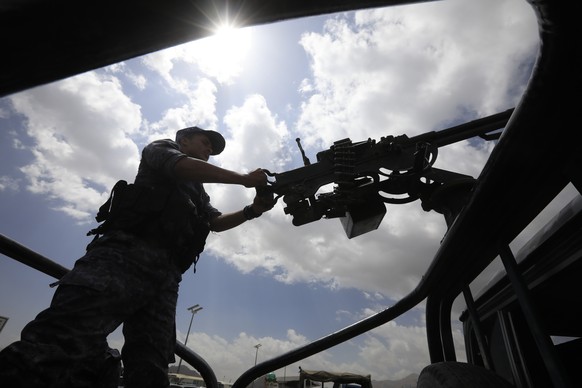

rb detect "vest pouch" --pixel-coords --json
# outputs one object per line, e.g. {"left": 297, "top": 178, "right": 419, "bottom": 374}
{"left": 158, "top": 189, "right": 210, "bottom": 272}
{"left": 108, "top": 184, "right": 168, "bottom": 233}
{"left": 88, "top": 181, "right": 171, "bottom": 238}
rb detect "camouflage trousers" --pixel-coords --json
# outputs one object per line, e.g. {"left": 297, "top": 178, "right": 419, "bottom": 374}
{"left": 0, "top": 231, "right": 183, "bottom": 388}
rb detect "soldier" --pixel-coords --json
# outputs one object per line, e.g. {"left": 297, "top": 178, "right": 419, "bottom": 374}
{"left": 0, "top": 126, "right": 275, "bottom": 388}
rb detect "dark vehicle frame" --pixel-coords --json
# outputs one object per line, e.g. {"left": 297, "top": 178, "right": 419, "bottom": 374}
{"left": 1, "top": 0, "right": 580, "bottom": 387}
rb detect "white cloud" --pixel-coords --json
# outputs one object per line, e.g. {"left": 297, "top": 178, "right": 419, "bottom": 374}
{"left": 106, "top": 62, "right": 148, "bottom": 90}
{"left": 0, "top": 175, "right": 19, "bottom": 191}
{"left": 9, "top": 71, "right": 142, "bottom": 219}
{"left": 297, "top": 0, "right": 537, "bottom": 147}
{"left": 147, "top": 77, "right": 220, "bottom": 142}
{"left": 0, "top": 105, "right": 9, "bottom": 119}
{"left": 141, "top": 27, "right": 253, "bottom": 87}
{"left": 221, "top": 94, "right": 291, "bottom": 171}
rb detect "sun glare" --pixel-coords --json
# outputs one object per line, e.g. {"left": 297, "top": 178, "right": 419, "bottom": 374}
{"left": 212, "top": 23, "right": 252, "bottom": 58}
{"left": 215, "top": 24, "right": 237, "bottom": 41}
{"left": 185, "top": 22, "right": 252, "bottom": 83}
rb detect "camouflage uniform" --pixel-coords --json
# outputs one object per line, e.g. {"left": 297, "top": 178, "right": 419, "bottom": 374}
{"left": 0, "top": 139, "right": 220, "bottom": 388}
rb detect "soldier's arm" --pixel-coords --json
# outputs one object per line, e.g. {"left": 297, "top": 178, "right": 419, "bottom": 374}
{"left": 209, "top": 194, "right": 275, "bottom": 232}
{"left": 174, "top": 157, "right": 267, "bottom": 187}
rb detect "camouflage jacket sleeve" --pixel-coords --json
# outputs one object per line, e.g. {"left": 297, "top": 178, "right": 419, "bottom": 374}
{"left": 138, "top": 139, "right": 186, "bottom": 181}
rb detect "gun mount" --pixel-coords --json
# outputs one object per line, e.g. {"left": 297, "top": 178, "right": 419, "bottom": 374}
{"left": 265, "top": 109, "right": 513, "bottom": 238}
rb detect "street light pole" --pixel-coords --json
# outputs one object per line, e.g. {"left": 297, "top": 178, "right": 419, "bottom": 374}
{"left": 252, "top": 343, "right": 262, "bottom": 388}
{"left": 254, "top": 343, "right": 262, "bottom": 365}
{"left": 177, "top": 304, "right": 203, "bottom": 374}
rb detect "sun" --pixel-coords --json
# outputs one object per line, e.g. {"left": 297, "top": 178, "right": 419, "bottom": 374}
{"left": 214, "top": 24, "right": 238, "bottom": 43}
{"left": 191, "top": 23, "right": 252, "bottom": 82}
{"left": 184, "top": 22, "right": 253, "bottom": 83}
{"left": 212, "top": 23, "right": 252, "bottom": 58}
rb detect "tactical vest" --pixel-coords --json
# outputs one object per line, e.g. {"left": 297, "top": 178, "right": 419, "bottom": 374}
{"left": 87, "top": 180, "right": 210, "bottom": 272}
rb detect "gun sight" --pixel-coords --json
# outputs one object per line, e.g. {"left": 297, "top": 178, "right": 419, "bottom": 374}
{"left": 296, "top": 138, "right": 311, "bottom": 166}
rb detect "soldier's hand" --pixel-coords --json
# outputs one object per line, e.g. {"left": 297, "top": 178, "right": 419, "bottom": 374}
{"left": 243, "top": 168, "right": 268, "bottom": 188}
{"left": 252, "top": 187, "right": 276, "bottom": 213}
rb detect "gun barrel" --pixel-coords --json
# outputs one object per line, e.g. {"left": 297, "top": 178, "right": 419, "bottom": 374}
{"left": 408, "top": 108, "right": 514, "bottom": 148}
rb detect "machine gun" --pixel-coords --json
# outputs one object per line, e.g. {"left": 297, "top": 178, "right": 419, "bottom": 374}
{"left": 263, "top": 109, "right": 514, "bottom": 238}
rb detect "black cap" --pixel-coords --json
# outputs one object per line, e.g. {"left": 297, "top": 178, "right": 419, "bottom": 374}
{"left": 175, "top": 126, "right": 226, "bottom": 155}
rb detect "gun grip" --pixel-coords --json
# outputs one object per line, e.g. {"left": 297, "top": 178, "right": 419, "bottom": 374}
{"left": 256, "top": 186, "right": 274, "bottom": 199}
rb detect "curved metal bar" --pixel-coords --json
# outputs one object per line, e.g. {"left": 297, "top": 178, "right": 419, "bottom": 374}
{"left": 175, "top": 342, "right": 219, "bottom": 388}
{"left": 0, "top": 233, "right": 69, "bottom": 279}
{"left": 233, "top": 285, "right": 427, "bottom": 388}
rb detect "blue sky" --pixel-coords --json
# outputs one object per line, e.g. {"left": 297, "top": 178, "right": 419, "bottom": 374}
{"left": 1, "top": 0, "right": 569, "bottom": 382}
